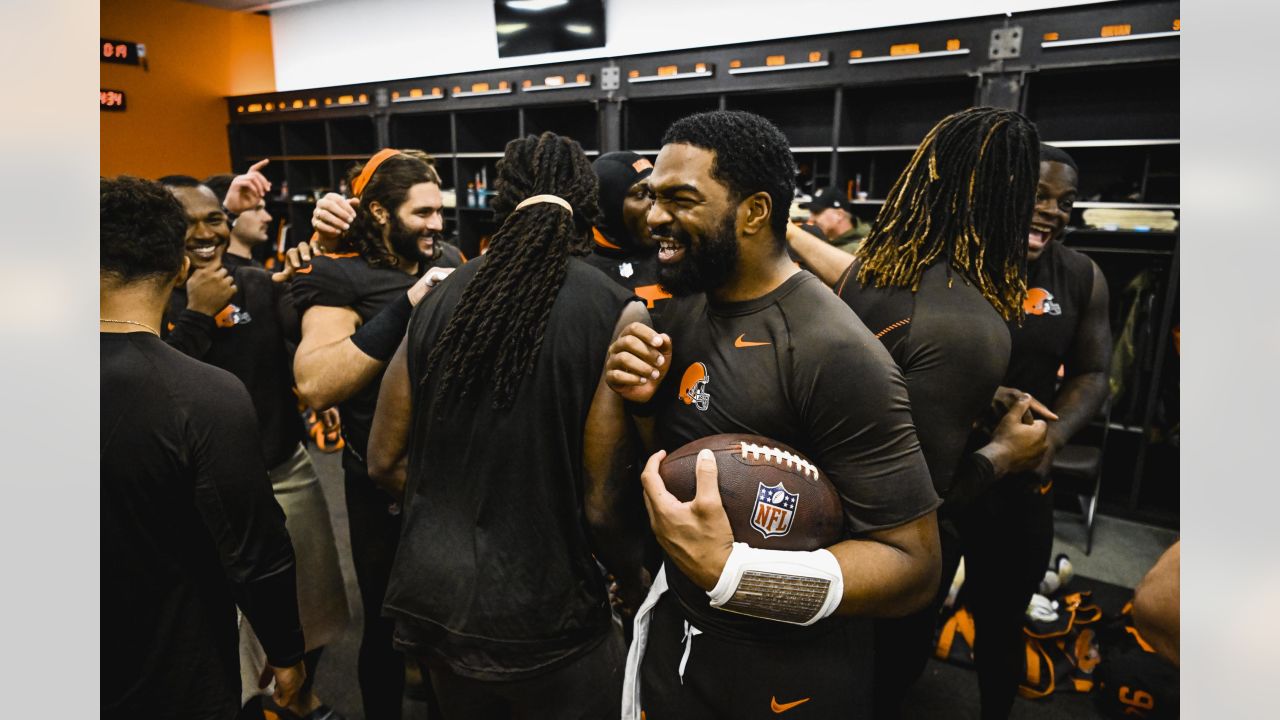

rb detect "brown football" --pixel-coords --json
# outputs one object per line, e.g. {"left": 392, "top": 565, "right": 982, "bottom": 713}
{"left": 659, "top": 433, "right": 844, "bottom": 551}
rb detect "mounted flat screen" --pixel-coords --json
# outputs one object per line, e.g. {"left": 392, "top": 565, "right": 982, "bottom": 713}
{"left": 494, "top": 0, "right": 606, "bottom": 58}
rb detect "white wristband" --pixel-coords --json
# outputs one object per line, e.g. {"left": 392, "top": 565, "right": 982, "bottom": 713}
{"left": 706, "top": 542, "right": 844, "bottom": 626}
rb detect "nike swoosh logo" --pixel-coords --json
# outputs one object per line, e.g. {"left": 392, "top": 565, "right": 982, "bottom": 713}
{"left": 295, "top": 265, "right": 313, "bottom": 274}
{"left": 771, "top": 696, "right": 811, "bottom": 713}
{"left": 734, "top": 333, "right": 771, "bottom": 348}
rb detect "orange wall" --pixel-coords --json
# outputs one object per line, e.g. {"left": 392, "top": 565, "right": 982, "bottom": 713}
{"left": 101, "top": 0, "right": 275, "bottom": 180}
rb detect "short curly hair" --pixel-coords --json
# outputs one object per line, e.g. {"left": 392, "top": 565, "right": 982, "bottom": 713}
{"left": 101, "top": 175, "right": 188, "bottom": 284}
{"left": 661, "top": 110, "right": 797, "bottom": 240}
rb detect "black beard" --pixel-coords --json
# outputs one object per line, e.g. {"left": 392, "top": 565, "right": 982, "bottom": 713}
{"left": 656, "top": 214, "right": 739, "bottom": 297}
{"left": 387, "top": 214, "right": 433, "bottom": 265}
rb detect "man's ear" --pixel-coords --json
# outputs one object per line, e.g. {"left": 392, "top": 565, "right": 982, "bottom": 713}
{"left": 177, "top": 256, "right": 192, "bottom": 286}
{"left": 369, "top": 200, "right": 389, "bottom": 226}
{"left": 738, "top": 191, "right": 773, "bottom": 236}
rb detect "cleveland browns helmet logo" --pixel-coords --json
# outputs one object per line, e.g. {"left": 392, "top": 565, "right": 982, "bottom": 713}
{"left": 1023, "top": 288, "right": 1062, "bottom": 316}
{"left": 679, "top": 362, "right": 711, "bottom": 412}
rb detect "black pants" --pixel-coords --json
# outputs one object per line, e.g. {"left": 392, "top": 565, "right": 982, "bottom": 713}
{"left": 344, "top": 465, "right": 407, "bottom": 720}
{"left": 871, "top": 522, "right": 965, "bottom": 719}
{"left": 954, "top": 474, "right": 1055, "bottom": 720}
{"left": 424, "top": 627, "right": 626, "bottom": 720}
{"left": 641, "top": 593, "right": 872, "bottom": 719}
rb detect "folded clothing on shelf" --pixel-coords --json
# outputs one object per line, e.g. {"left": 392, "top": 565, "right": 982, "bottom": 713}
{"left": 1082, "top": 209, "right": 1178, "bottom": 232}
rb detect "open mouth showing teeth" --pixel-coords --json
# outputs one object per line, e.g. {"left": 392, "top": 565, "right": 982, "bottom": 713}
{"left": 190, "top": 245, "right": 218, "bottom": 260}
{"left": 656, "top": 239, "right": 685, "bottom": 263}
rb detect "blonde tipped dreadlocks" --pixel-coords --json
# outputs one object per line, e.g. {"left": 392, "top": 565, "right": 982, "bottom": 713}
{"left": 855, "top": 107, "right": 1040, "bottom": 321}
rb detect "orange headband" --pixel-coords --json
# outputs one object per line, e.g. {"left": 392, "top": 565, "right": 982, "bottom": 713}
{"left": 352, "top": 148, "right": 402, "bottom": 198}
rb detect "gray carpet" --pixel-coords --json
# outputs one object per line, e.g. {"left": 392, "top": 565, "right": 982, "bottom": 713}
{"left": 302, "top": 447, "right": 1177, "bottom": 720}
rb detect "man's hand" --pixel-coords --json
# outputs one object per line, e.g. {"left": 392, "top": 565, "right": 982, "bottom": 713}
{"left": 312, "top": 193, "right": 359, "bottom": 246}
{"left": 605, "top": 323, "right": 672, "bottom": 404}
{"left": 186, "top": 265, "right": 236, "bottom": 316}
{"left": 258, "top": 661, "right": 307, "bottom": 709}
{"left": 640, "top": 449, "right": 734, "bottom": 591}
{"left": 407, "top": 266, "right": 455, "bottom": 306}
{"left": 271, "top": 239, "right": 320, "bottom": 283}
{"left": 224, "top": 159, "right": 272, "bottom": 214}
{"left": 608, "top": 567, "right": 653, "bottom": 618}
{"left": 991, "top": 385, "right": 1055, "bottom": 422}
{"left": 984, "top": 394, "right": 1056, "bottom": 477}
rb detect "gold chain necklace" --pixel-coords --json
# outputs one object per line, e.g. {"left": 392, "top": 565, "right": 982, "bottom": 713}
{"left": 100, "top": 318, "right": 159, "bottom": 336}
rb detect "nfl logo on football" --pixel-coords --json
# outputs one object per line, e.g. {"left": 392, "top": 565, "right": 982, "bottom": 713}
{"left": 751, "top": 482, "right": 798, "bottom": 539}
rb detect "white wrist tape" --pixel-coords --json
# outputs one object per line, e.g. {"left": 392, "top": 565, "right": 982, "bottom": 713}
{"left": 706, "top": 542, "right": 844, "bottom": 626}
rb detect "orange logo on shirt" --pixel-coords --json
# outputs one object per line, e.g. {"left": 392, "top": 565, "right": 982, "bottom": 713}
{"left": 679, "top": 362, "right": 711, "bottom": 411}
{"left": 635, "top": 283, "right": 672, "bottom": 309}
{"left": 771, "top": 696, "right": 811, "bottom": 713}
{"left": 1023, "top": 288, "right": 1062, "bottom": 316}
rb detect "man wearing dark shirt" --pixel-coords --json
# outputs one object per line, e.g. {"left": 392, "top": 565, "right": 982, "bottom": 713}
{"left": 802, "top": 185, "right": 867, "bottom": 253}
{"left": 100, "top": 175, "right": 305, "bottom": 719}
{"left": 605, "top": 111, "right": 942, "bottom": 719}
{"left": 368, "top": 131, "right": 649, "bottom": 718}
{"left": 961, "top": 144, "right": 1111, "bottom": 719}
{"left": 584, "top": 151, "right": 673, "bottom": 317}
{"left": 784, "top": 107, "right": 1056, "bottom": 718}
{"left": 291, "top": 149, "right": 463, "bottom": 720}
{"left": 158, "top": 175, "right": 350, "bottom": 719}
{"left": 205, "top": 172, "right": 273, "bottom": 267}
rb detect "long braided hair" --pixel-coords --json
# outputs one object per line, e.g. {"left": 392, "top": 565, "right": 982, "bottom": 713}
{"left": 421, "top": 132, "right": 600, "bottom": 409}
{"left": 339, "top": 149, "right": 441, "bottom": 269}
{"left": 854, "top": 106, "right": 1040, "bottom": 321}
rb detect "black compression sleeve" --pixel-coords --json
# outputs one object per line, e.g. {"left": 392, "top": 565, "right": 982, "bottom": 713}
{"left": 942, "top": 451, "right": 996, "bottom": 511}
{"left": 350, "top": 292, "right": 412, "bottom": 361}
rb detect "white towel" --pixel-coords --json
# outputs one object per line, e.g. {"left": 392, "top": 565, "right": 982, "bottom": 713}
{"left": 620, "top": 563, "right": 670, "bottom": 720}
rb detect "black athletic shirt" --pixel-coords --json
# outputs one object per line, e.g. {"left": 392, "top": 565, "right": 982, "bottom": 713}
{"left": 289, "top": 245, "right": 465, "bottom": 474}
{"left": 1005, "top": 240, "right": 1096, "bottom": 404}
{"left": 164, "top": 262, "right": 304, "bottom": 469}
{"left": 383, "top": 258, "right": 633, "bottom": 680}
{"left": 649, "top": 270, "right": 939, "bottom": 640}
{"left": 837, "top": 261, "right": 1011, "bottom": 497}
{"left": 583, "top": 230, "right": 672, "bottom": 319}
{"left": 102, "top": 333, "right": 302, "bottom": 719}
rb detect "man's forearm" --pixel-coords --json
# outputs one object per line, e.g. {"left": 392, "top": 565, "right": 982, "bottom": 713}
{"left": 1048, "top": 371, "right": 1109, "bottom": 448}
{"left": 785, "top": 223, "right": 855, "bottom": 287}
{"left": 828, "top": 513, "right": 941, "bottom": 618}
{"left": 294, "top": 338, "right": 386, "bottom": 410}
{"left": 164, "top": 309, "right": 215, "bottom": 359}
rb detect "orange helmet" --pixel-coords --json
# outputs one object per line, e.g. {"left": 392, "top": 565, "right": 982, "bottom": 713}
{"left": 1023, "top": 287, "right": 1059, "bottom": 316}
{"left": 679, "top": 362, "right": 711, "bottom": 411}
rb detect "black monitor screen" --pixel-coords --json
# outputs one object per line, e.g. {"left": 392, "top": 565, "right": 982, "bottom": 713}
{"left": 494, "top": 0, "right": 606, "bottom": 58}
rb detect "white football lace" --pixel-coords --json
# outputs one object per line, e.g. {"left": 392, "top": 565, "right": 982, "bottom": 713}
{"left": 739, "top": 442, "right": 818, "bottom": 479}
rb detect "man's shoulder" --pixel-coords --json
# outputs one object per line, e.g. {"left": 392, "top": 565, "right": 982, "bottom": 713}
{"left": 433, "top": 242, "right": 467, "bottom": 268}
{"left": 127, "top": 336, "right": 250, "bottom": 407}
{"left": 290, "top": 252, "right": 371, "bottom": 310}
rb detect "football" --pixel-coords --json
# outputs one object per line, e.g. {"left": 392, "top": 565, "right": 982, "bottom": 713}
{"left": 659, "top": 434, "right": 844, "bottom": 551}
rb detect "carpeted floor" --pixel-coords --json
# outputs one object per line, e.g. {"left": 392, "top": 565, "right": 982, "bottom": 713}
{"left": 302, "top": 447, "right": 1177, "bottom": 720}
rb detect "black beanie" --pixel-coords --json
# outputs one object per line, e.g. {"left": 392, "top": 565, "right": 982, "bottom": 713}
{"left": 592, "top": 151, "right": 653, "bottom": 251}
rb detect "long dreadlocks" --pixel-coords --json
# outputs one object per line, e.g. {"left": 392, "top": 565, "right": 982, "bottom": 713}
{"left": 421, "top": 132, "right": 600, "bottom": 409}
{"left": 855, "top": 106, "right": 1040, "bottom": 321}
{"left": 340, "top": 149, "right": 441, "bottom": 269}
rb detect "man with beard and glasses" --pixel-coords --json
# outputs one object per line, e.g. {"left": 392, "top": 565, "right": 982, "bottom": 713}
{"left": 604, "top": 110, "right": 942, "bottom": 720}
{"left": 584, "top": 151, "right": 672, "bottom": 319}
{"left": 291, "top": 149, "right": 463, "bottom": 720}
{"left": 157, "top": 175, "right": 351, "bottom": 720}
